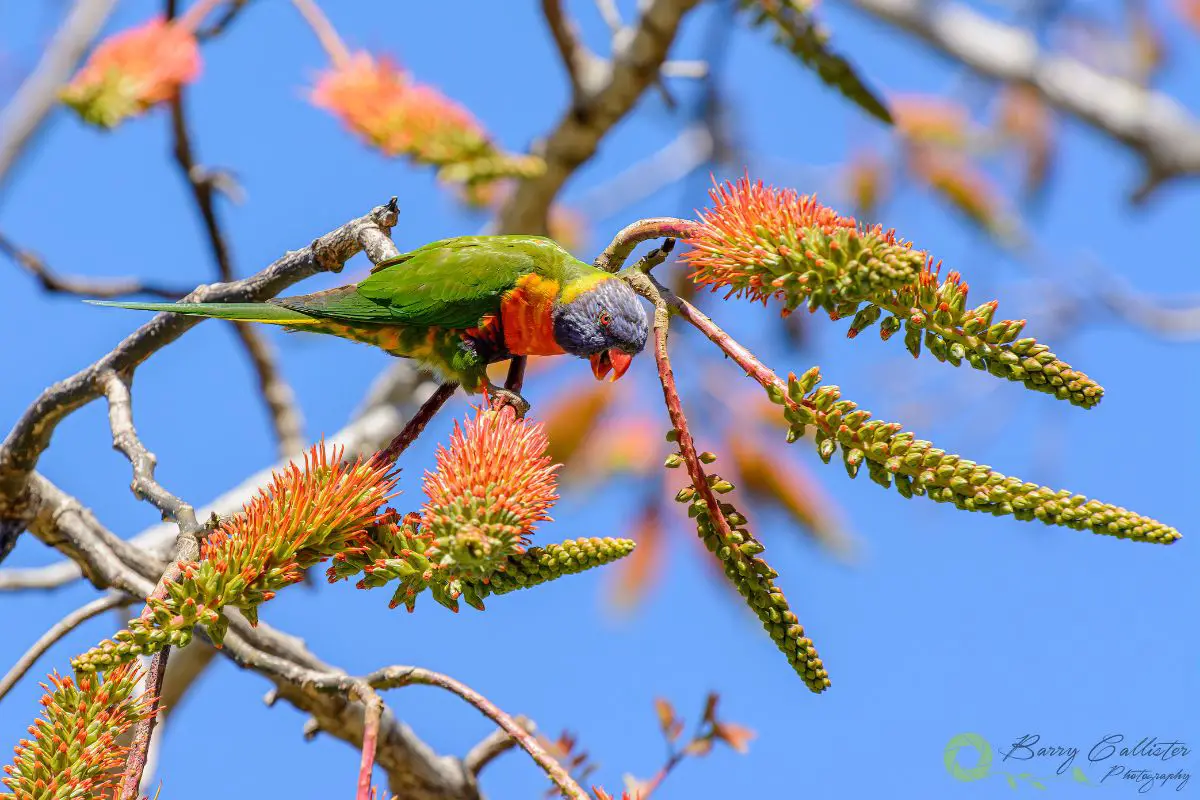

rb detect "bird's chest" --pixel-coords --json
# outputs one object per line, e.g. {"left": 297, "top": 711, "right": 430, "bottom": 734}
{"left": 499, "top": 274, "right": 566, "bottom": 356}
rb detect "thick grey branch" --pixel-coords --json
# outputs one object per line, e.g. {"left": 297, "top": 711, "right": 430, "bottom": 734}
{"left": 0, "top": 0, "right": 119, "bottom": 190}
{"left": 0, "top": 199, "right": 400, "bottom": 544}
{"left": 845, "top": 0, "right": 1200, "bottom": 198}
{"left": 497, "top": 0, "right": 702, "bottom": 233}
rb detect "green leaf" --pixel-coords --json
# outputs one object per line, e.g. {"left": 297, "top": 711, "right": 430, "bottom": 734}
{"left": 1072, "top": 767, "right": 1090, "bottom": 784}
{"left": 1030, "top": 780, "right": 1046, "bottom": 789}
{"left": 1006, "top": 775, "right": 1018, "bottom": 789}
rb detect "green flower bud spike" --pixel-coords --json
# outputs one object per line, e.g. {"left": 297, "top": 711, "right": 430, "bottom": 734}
{"left": 839, "top": 269, "right": 1103, "bottom": 409}
{"left": 462, "top": 537, "right": 638, "bottom": 608}
{"left": 685, "top": 474, "right": 830, "bottom": 694}
{"left": 768, "top": 370, "right": 1179, "bottom": 544}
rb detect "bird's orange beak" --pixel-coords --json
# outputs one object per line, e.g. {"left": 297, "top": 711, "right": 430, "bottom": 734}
{"left": 590, "top": 349, "right": 633, "bottom": 382}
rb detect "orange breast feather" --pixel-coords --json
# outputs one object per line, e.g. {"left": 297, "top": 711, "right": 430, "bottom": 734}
{"left": 500, "top": 274, "right": 566, "bottom": 356}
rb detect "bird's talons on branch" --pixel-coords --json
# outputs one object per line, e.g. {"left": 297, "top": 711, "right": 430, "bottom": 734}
{"left": 486, "top": 386, "right": 531, "bottom": 419}
{"left": 302, "top": 717, "right": 321, "bottom": 741}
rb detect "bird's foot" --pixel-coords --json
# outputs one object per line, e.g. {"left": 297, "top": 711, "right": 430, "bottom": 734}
{"left": 486, "top": 385, "right": 530, "bottom": 418}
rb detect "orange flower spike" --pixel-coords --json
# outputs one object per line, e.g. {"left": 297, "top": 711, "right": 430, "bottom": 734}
{"left": 684, "top": 176, "right": 925, "bottom": 316}
{"left": 311, "top": 52, "right": 488, "bottom": 163}
{"left": 421, "top": 405, "right": 559, "bottom": 572}
{"left": 61, "top": 17, "right": 201, "bottom": 128}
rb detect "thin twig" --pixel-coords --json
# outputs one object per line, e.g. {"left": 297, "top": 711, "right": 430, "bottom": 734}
{"left": 0, "top": 0, "right": 119, "bottom": 191}
{"left": 101, "top": 372, "right": 203, "bottom": 543}
{"left": 314, "top": 667, "right": 588, "bottom": 800}
{"left": 164, "top": 6, "right": 306, "bottom": 458}
{"left": 542, "top": 0, "right": 599, "bottom": 96}
{"left": 464, "top": 716, "right": 535, "bottom": 776}
{"left": 117, "top": 646, "right": 170, "bottom": 800}
{"left": 0, "top": 231, "right": 191, "bottom": 299}
{"left": 373, "top": 382, "right": 459, "bottom": 466}
{"left": 197, "top": 0, "right": 256, "bottom": 39}
{"left": 356, "top": 683, "right": 384, "bottom": 800}
{"left": 174, "top": 0, "right": 227, "bottom": 33}
{"left": 290, "top": 0, "right": 351, "bottom": 66}
{"left": 0, "top": 591, "right": 128, "bottom": 702}
{"left": 594, "top": 0, "right": 624, "bottom": 33}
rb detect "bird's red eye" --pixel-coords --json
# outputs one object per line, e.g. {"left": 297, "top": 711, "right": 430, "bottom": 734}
{"left": 598, "top": 311, "right": 612, "bottom": 327}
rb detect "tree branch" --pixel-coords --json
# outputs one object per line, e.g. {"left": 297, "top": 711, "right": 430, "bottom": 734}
{"left": 542, "top": 0, "right": 604, "bottom": 97}
{"left": 101, "top": 372, "right": 202, "bottom": 542}
{"left": 0, "top": 0, "right": 119, "bottom": 191}
{"left": 117, "top": 646, "right": 170, "bottom": 800}
{"left": 0, "top": 198, "right": 400, "bottom": 558}
{"left": 497, "top": 0, "right": 702, "bottom": 234}
{"left": 0, "top": 230, "right": 192, "bottom": 299}
{"left": 313, "top": 668, "right": 586, "bottom": 800}
{"left": 0, "top": 364, "right": 434, "bottom": 591}
{"left": 12, "top": 474, "right": 481, "bottom": 800}
{"left": 463, "top": 717, "right": 535, "bottom": 776}
{"left": 844, "top": 0, "right": 1200, "bottom": 199}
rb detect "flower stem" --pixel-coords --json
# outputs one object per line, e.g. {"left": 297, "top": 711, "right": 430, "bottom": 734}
{"left": 290, "top": 0, "right": 351, "bottom": 66}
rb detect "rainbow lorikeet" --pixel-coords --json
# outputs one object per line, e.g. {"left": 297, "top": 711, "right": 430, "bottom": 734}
{"left": 89, "top": 235, "right": 648, "bottom": 407}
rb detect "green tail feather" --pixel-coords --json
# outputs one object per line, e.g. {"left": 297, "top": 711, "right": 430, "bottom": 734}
{"left": 85, "top": 300, "right": 316, "bottom": 325}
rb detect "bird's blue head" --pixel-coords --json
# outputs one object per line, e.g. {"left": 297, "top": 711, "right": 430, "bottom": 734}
{"left": 552, "top": 277, "right": 649, "bottom": 380}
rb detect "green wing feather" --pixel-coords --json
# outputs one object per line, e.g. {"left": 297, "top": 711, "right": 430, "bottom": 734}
{"left": 344, "top": 235, "right": 576, "bottom": 329}
{"left": 90, "top": 235, "right": 586, "bottom": 332}
{"left": 84, "top": 300, "right": 316, "bottom": 324}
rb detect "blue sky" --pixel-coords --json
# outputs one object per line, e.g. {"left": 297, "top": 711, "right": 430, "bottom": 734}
{"left": 1, "top": 1, "right": 1196, "bottom": 798}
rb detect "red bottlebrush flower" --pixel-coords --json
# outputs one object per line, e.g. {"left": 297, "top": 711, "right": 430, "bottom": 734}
{"left": 61, "top": 17, "right": 200, "bottom": 128}
{"left": 200, "top": 443, "right": 398, "bottom": 593}
{"left": 1, "top": 665, "right": 156, "bottom": 798}
{"left": 891, "top": 93, "right": 972, "bottom": 147}
{"left": 311, "top": 52, "right": 489, "bottom": 164}
{"left": 421, "top": 405, "right": 559, "bottom": 572}
{"left": 683, "top": 176, "right": 926, "bottom": 313}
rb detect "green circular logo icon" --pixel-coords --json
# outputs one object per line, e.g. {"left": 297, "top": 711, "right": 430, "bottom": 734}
{"left": 945, "top": 733, "right": 993, "bottom": 782}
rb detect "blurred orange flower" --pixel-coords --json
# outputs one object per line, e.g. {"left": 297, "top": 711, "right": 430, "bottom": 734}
{"left": 312, "top": 52, "right": 489, "bottom": 163}
{"left": 61, "top": 18, "right": 200, "bottom": 128}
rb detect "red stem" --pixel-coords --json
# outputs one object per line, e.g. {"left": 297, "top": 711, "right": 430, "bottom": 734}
{"left": 372, "top": 382, "right": 458, "bottom": 466}
{"left": 117, "top": 646, "right": 170, "bottom": 800}
{"left": 363, "top": 667, "right": 588, "bottom": 800}
{"left": 665, "top": 290, "right": 784, "bottom": 392}
{"left": 356, "top": 690, "right": 381, "bottom": 800}
{"left": 594, "top": 217, "right": 699, "bottom": 273}
{"left": 646, "top": 304, "right": 740, "bottom": 549}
